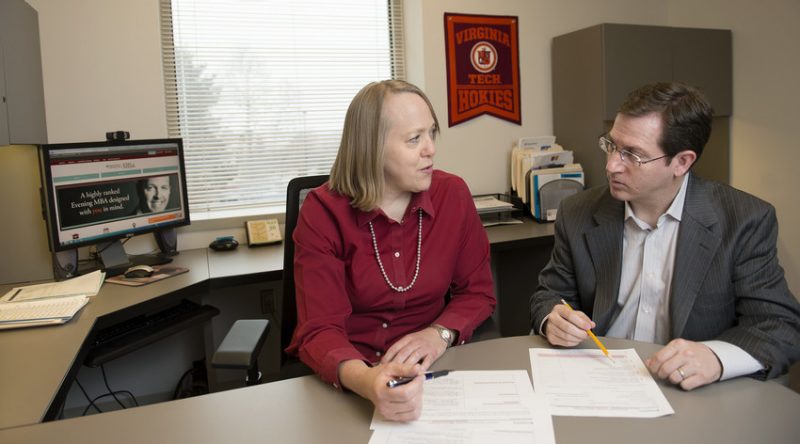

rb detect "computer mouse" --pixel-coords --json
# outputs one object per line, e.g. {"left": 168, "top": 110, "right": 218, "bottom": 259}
{"left": 124, "top": 265, "right": 155, "bottom": 279}
{"left": 209, "top": 237, "right": 239, "bottom": 251}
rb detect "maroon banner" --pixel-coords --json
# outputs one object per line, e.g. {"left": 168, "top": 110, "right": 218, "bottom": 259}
{"left": 444, "top": 13, "right": 521, "bottom": 127}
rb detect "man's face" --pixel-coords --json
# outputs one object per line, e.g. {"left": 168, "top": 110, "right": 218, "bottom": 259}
{"left": 605, "top": 113, "right": 680, "bottom": 210}
{"left": 143, "top": 176, "right": 171, "bottom": 212}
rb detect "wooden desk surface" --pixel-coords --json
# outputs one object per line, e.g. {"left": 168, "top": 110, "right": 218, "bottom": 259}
{"left": 1, "top": 336, "right": 797, "bottom": 444}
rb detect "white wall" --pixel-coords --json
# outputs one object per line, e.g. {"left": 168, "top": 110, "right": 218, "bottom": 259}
{"left": 7, "top": 0, "right": 799, "bottom": 296}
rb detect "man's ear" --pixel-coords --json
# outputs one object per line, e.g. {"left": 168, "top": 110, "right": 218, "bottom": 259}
{"left": 672, "top": 149, "right": 697, "bottom": 177}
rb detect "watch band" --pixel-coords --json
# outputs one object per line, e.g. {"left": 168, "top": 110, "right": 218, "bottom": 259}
{"left": 432, "top": 324, "right": 454, "bottom": 347}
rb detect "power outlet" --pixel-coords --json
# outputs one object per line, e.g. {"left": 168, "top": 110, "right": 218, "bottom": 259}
{"left": 261, "top": 289, "right": 275, "bottom": 314}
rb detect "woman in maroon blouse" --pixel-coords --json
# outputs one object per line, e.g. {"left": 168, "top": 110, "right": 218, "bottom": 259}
{"left": 286, "top": 80, "right": 496, "bottom": 421}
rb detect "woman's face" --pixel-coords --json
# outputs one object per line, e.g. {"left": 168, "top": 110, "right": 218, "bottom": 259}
{"left": 143, "top": 176, "right": 171, "bottom": 212}
{"left": 381, "top": 92, "right": 437, "bottom": 200}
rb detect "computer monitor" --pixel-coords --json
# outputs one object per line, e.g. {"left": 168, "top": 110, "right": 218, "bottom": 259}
{"left": 38, "top": 138, "right": 191, "bottom": 275}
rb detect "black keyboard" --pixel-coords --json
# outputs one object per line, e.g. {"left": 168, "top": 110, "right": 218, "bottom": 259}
{"left": 86, "top": 300, "right": 219, "bottom": 367}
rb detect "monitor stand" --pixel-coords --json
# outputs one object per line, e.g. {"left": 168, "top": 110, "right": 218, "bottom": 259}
{"left": 97, "top": 239, "right": 173, "bottom": 277}
{"left": 129, "top": 252, "right": 174, "bottom": 267}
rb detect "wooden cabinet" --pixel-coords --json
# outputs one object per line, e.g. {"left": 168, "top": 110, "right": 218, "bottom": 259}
{"left": 0, "top": 0, "right": 48, "bottom": 145}
{"left": 553, "top": 23, "right": 731, "bottom": 187}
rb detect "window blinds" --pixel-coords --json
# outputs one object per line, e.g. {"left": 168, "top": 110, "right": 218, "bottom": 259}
{"left": 159, "top": 0, "right": 405, "bottom": 215}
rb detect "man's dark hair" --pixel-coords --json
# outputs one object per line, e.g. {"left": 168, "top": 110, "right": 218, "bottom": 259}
{"left": 618, "top": 82, "right": 714, "bottom": 161}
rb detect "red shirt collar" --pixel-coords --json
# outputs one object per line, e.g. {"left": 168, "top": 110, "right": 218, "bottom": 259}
{"left": 356, "top": 188, "right": 436, "bottom": 227}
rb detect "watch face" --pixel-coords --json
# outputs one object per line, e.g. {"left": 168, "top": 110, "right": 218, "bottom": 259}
{"left": 440, "top": 328, "right": 451, "bottom": 341}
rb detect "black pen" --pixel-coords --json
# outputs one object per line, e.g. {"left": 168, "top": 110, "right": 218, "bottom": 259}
{"left": 386, "top": 369, "right": 452, "bottom": 388}
{"left": 8, "top": 289, "right": 21, "bottom": 302}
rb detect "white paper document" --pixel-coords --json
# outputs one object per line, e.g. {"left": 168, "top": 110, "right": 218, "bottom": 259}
{"left": 1, "top": 270, "right": 105, "bottom": 302}
{"left": 473, "top": 196, "right": 514, "bottom": 212}
{"left": 369, "top": 370, "right": 555, "bottom": 444}
{"left": 529, "top": 348, "right": 674, "bottom": 418}
{"left": 0, "top": 295, "right": 90, "bottom": 329}
{"left": 369, "top": 428, "right": 540, "bottom": 444}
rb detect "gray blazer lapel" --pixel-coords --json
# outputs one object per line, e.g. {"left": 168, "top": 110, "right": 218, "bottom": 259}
{"left": 585, "top": 193, "right": 624, "bottom": 332}
{"left": 671, "top": 175, "right": 721, "bottom": 338}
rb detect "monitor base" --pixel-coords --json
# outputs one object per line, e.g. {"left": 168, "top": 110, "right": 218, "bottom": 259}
{"left": 96, "top": 239, "right": 175, "bottom": 277}
{"left": 129, "top": 253, "right": 174, "bottom": 267}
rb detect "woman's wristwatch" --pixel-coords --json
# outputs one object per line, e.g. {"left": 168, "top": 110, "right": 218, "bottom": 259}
{"left": 431, "top": 324, "right": 455, "bottom": 347}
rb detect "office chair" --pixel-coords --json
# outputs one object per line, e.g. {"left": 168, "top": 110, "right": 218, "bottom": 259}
{"left": 212, "top": 319, "right": 270, "bottom": 386}
{"left": 279, "top": 174, "right": 330, "bottom": 379}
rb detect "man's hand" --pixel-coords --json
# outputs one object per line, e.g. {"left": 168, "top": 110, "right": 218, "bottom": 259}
{"left": 645, "top": 338, "right": 722, "bottom": 390}
{"left": 381, "top": 327, "right": 448, "bottom": 371}
{"left": 543, "top": 303, "right": 595, "bottom": 347}
{"left": 338, "top": 360, "right": 424, "bottom": 422}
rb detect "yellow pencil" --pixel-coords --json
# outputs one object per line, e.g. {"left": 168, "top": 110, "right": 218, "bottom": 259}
{"left": 560, "top": 299, "right": 612, "bottom": 359}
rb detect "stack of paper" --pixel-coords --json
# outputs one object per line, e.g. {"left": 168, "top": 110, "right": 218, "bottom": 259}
{"left": 369, "top": 370, "right": 555, "bottom": 444}
{"left": 0, "top": 270, "right": 104, "bottom": 330}
{"left": 0, "top": 295, "right": 90, "bottom": 330}
{"left": 529, "top": 348, "right": 674, "bottom": 418}
{"left": 1, "top": 270, "right": 105, "bottom": 302}
{"left": 472, "top": 195, "right": 515, "bottom": 213}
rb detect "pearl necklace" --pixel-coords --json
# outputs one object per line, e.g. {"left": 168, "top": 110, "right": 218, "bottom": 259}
{"left": 368, "top": 208, "right": 422, "bottom": 292}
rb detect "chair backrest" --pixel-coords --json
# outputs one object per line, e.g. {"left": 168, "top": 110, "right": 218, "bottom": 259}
{"left": 281, "top": 174, "right": 329, "bottom": 366}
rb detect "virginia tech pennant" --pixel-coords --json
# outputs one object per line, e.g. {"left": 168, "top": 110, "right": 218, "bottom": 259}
{"left": 444, "top": 13, "right": 521, "bottom": 127}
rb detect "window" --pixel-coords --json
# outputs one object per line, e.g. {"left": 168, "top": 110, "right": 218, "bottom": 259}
{"left": 159, "top": 0, "right": 405, "bottom": 216}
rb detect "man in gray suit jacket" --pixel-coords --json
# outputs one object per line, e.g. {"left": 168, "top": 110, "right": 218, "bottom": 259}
{"left": 531, "top": 82, "right": 800, "bottom": 390}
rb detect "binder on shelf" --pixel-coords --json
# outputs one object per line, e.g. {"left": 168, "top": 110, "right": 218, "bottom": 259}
{"left": 526, "top": 164, "right": 585, "bottom": 222}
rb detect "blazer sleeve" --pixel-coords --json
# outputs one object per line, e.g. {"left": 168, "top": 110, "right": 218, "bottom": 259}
{"left": 714, "top": 204, "right": 800, "bottom": 379}
{"left": 529, "top": 199, "right": 581, "bottom": 334}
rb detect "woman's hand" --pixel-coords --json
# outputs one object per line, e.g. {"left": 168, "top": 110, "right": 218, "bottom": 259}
{"left": 381, "top": 327, "right": 448, "bottom": 371}
{"left": 338, "top": 360, "right": 424, "bottom": 422}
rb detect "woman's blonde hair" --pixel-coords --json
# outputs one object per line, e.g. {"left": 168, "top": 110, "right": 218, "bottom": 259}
{"left": 329, "top": 80, "right": 439, "bottom": 211}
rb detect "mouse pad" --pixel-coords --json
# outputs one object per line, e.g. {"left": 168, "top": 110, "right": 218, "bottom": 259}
{"left": 106, "top": 266, "right": 190, "bottom": 287}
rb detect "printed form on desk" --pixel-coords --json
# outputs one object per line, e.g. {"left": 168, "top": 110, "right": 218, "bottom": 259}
{"left": 529, "top": 348, "right": 674, "bottom": 418}
{"left": 369, "top": 370, "right": 555, "bottom": 444}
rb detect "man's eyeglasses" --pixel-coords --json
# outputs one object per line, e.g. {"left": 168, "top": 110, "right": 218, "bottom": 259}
{"left": 598, "top": 135, "right": 669, "bottom": 167}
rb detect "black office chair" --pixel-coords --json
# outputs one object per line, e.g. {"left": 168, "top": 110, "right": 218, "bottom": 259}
{"left": 278, "top": 174, "right": 330, "bottom": 379}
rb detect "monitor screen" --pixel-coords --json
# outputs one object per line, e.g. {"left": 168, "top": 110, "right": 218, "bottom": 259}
{"left": 38, "top": 138, "right": 190, "bottom": 267}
